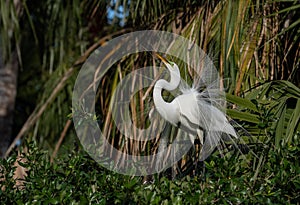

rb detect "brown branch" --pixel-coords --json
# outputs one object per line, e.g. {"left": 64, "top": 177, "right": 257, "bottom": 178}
{"left": 50, "top": 119, "right": 72, "bottom": 163}
{"left": 5, "top": 28, "right": 132, "bottom": 158}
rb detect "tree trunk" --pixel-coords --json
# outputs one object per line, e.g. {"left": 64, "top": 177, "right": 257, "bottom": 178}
{"left": 0, "top": 48, "right": 18, "bottom": 158}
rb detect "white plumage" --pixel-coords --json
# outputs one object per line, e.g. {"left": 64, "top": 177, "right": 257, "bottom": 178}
{"left": 153, "top": 54, "right": 237, "bottom": 160}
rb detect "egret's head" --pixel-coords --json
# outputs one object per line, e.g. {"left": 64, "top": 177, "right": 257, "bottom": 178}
{"left": 155, "top": 53, "right": 178, "bottom": 72}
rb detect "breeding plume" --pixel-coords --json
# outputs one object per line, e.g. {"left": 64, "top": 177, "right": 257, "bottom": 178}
{"left": 153, "top": 54, "right": 238, "bottom": 160}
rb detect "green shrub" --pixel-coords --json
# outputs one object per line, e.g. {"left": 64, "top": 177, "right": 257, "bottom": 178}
{"left": 1, "top": 139, "right": 299, "bottom": 204}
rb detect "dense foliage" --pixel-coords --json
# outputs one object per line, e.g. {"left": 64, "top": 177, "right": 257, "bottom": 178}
{"left": 0, "top": 141, "right": 299, "bottom": 204}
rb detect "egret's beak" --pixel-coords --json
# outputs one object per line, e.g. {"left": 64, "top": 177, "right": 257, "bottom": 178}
{"left": 154, "top": 53, "right": 169, "bottom": 65}
{"left": 155, "top": 53, "right": 175, "bottom": 73}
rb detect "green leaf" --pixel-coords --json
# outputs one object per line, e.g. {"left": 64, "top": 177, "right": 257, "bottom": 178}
{"left": 286, "top": 99, "right": 300, "bottom": 144}
{"left": 226, "top": 109, "right": 260, "bottom": 124}
{"left": 274, "top": 100, "right": 287, "bottom": 147}
{"left": 226, "top": 93, "right": 258, "bottom": 112}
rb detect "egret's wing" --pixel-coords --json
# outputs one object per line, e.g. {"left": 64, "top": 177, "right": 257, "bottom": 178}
{"left": 172, "top": 89, "right": 237, "bottom": 137}
{"left": 178, "top": 90, "right": 238, "bottom": 161}
{"left": 172, "top": 91, "right": 202, "bottom": 131}
{"left": 197, "top": 100, "right": 237, "bottom": 138}
{"left": 171, "top": 91, "right": 205, "bottom": 144}
{"left": 171, "top": 89, "right": 239, "bottom": 162}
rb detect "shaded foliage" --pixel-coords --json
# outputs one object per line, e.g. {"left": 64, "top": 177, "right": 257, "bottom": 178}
{"left": 0, "top": 141, "right": 299, "bottom": 204}
{"left": 2, "top": 0, "right": 297, "bottom": 156}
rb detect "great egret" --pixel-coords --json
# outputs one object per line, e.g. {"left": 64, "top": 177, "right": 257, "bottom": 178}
{"left": 153, "top": 54, "right": 238, "bottom": 160}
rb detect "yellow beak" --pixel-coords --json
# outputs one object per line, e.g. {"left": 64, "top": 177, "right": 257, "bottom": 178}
{"left": 154, "top": 53, "right": 169, "bottom": 65}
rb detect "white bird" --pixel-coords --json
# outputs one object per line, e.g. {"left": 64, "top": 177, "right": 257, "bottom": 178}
{"left": 153, "top": 54, "right": 238, "bottom": 160}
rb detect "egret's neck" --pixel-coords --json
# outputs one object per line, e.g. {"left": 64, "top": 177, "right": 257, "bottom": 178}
{"left": 153, "top": 66, "right": 181, "bottom": 102}
{"left": 153, "top": 66, "right": 181, "bottom": 123}
{"left": 164, "top": 67, "right": 181, "bottom": 91}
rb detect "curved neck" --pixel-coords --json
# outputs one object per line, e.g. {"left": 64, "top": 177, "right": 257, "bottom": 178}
{"left": 162, "top": 67, "right": 181, "bottom": 91}
{"left": 153, "top": 66, "right": 181, "bottom": 121}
